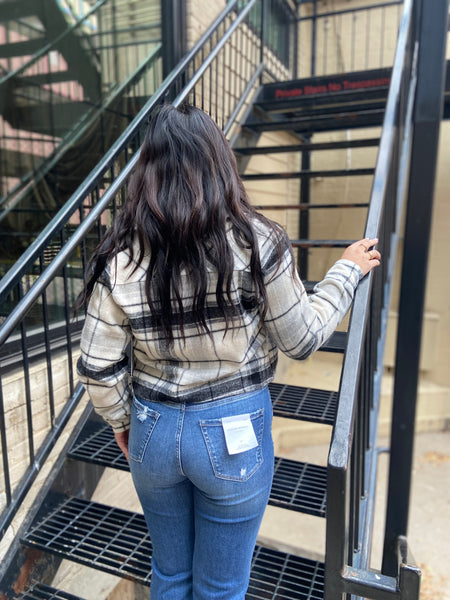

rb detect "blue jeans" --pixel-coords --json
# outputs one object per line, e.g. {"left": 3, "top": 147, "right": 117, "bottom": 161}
{"left": 128, "top": 387, "right": 274, "bottom": 600}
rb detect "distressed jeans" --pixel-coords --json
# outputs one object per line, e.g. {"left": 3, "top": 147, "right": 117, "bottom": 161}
{"left": 128, "top": 387, "right": 274, "bottom": 600}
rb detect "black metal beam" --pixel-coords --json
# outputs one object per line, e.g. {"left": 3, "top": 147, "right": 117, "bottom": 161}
{"left": 161, "top": 0, "right": 187, "bottom": 79}
{"left": 0, "top": 38, "right": 47, "bottom": 59}
{"left": 299, "top": 142, "right": 310, "bottom": 277}
{"left": 246, "top": 108, "right": 385, "bottom": 133}
{"left": 234, "top": 137, "right": 380, "bottom": 155}
{"left": 0, "top": 0, "right": 41, "bottom": 21}
{"left": 241, "top": 168, "right": 374, "bottom": 180}
{"left": 382, "top": 0, "right": 449, "bottom": 577}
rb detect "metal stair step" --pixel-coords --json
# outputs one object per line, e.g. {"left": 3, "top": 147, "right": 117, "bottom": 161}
{"left": 245, "top": 108, "right": 385, "bottom": 134}
{"left": 248, "top": 546, "right": 324, "bottom": 599}
{"left": 68, "top": 421, "right": 328, "bottom": 518}
{"left": 234, "top": 137, "right": 380, "bottom": 156}
{"left": 271, "top": 457, "right": 327, "bottom": 517}
{"left": 269, "top": 382, "right": 337, "bottom": 424}
{"left": 21, "top": 497, "right": 325, "bottom": 599}
{"left": 321, "top": 330, "right": 346, "bottom": 352}
{"left": 68, "top": 420, "right": 130, "bottom": 472}
{"left": 22, "top": 497, "right": 153, "bottom": 584}
{"left": 255, "top": 97, "right": 387, "bottom": 117}
{"left": 252, "top": 202, "right": 369, "bottom": 211}
{"left": 241, "top": 168, "right": 374, "bottom": 181}
{"left": 15, "top": 583, "right": 86, "bottom": 600}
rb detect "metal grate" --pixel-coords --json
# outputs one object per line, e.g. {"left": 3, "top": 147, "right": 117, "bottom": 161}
{"left": 321, "top": 331, "right": 346, "bottom": 353}
{"left": 271, "top": 458, "right": 327, "bottom": 517}
{"left": 15, "top": 583, "right": 86, "bottom": 600}
{"left": 269, "top": 383, "right": 337, "bottom": 425}
{"left": 22, "top": 498, "right": 324, "bottom": 599}
{"left": 68, "top": 422, "right": 129, "bottom": 471}
{"left": 249, "top": 546, "right": 324, "bottom": 599}
{"left": 22, "top": 497, "right": 152, "bottom": 584}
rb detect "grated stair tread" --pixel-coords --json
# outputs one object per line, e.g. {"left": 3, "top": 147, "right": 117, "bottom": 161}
{"left": 272, "top": 457, "right": 327, "bottom": 517}
{"left": 234, "top": 137, "right": 380, "bottom": 155}
{"left": 21, "top": 498, "right": 324, "bottom": 599}
{"left": 321, "top": 331, "right": 346, "bottom": 353}
{"left": 269, "top": 382, "right": 337, "bottom": 424}
{"left": 245, "top": 108, "right": 385, "bottom": 134}
{"left": 14, "top": 583, "right": 86, "bottom": 600}
{"left": 69, "top": 421, "right": 328, "bottom": 517}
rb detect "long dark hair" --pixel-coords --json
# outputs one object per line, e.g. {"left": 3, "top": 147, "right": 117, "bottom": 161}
{"left": 76, "top": 103, "right": 285, "bottom": 345}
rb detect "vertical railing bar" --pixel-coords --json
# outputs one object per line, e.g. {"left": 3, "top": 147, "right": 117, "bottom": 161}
{"left": 355, "top": 393, "right": 362, "bottom": 551}
{"left": 60, "top": 228, "right": 74, "bottom": 398}
{"left": 201, "top": 46, "right": 205, "bottom": 111}
{"left": 311, "top": 0, "right": 317, "bottom": 76}
{"left": 18, "top": 281, "right": 34, "bottom": 463}
{"left": 365, "top": 10, "right": 371, "bottom": 70}
{"left": 39, "top": 254, "right": 55, "bottom": 426}
{"left": 260, "top": 0, "right": 266, "bottom": 82}
{"left": 95, "top": 187, "right": 103, "bottom": 243}
{"left": 216, "top": 29, "right": 221, "bottom": 118}
{"left": 293, "top": 3, "right": 299, "bottom": 78}
{"left": 0, "top": 368, "right": 12, "bottom": 506}
{"left": 221, "top": 43, "right": 226, "bottom": 130}
{"left": 227, "top": 35, "right": 232, "bottom": 125}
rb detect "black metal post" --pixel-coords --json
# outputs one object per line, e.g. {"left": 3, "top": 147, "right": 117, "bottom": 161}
{"left": 299, "top": 144, "right": 310, "bottom": 277}
{"left": 260, "top": 0, "right": 267, "bottom": 83}
{"left": 382, "top": 0, "right": 449, "bottom": 576}
{"left": 311, "top": 0, "right": 317, "bottom": 76}
{"left": 293, "top": 3, "right": 299, "bottom": 78}
{"left": 161, "top": 0, "right": 187, "bottom": 79}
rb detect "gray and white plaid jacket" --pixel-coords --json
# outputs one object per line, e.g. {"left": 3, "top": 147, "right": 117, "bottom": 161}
{"left": 77, "top": 221, "right": 362, "bottom": 432}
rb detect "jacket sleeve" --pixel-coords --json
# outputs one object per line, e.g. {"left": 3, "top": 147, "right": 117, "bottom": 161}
{"left": 262, "top": 233, "right": 363, "bottom": 360}
{"left": 76, "top": 278, "right": 132, "bottom": 432}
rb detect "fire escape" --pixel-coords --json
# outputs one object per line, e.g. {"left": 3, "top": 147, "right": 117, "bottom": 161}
{"left": 0, "top": 0, "right": 448, "bottom": 598}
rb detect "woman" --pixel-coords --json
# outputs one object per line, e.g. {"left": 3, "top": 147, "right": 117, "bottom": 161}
{"left": 76, "top": 103, "right": 380, "bottom": 600}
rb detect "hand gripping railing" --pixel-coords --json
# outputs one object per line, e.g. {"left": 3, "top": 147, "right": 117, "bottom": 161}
{"left": 0, "top": 0, "right": 287, "bottom": 540}
{"left": 324, "top": 0, "right": 447, "bottom": 597}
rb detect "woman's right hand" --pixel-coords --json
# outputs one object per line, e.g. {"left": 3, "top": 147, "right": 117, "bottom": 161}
{"left": 340, "top": 238, "right": 381, "bottom": 277}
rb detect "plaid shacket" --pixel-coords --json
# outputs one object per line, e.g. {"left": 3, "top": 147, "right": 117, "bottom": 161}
{"left": 77, "top": 221, "right": 363, "bottom": 432}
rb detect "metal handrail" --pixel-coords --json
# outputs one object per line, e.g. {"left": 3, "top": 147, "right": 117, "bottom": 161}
{"left": 325, "top": 0, "right": 422, "bottom": 596}
{"left": 329, "top": 0, "right": 414, "bottom": 471}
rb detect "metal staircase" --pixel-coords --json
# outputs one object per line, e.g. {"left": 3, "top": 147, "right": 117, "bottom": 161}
{"left": 0, "top": 0, "right": 162, "bottom": 266}
{"left": 0, "top": 0, "right": 448, "bottom": 598}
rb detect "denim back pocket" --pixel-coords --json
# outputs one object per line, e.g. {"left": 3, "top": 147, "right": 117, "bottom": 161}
{"left": 129, "top": 397, "right": 160, "bottom": 463}
{"left": 199, "top": 408, "right": 264, "bottom": 482}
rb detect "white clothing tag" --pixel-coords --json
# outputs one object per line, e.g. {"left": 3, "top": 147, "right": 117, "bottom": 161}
{"left": 222, "top": 414, "right": 258, "bottom": 455}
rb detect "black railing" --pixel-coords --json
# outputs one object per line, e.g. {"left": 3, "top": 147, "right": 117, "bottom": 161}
{"left": 324, "top": 0, "right": 447, "bottom": 596}
{"left": 295, "top": 1, "right": 403, "bottom": 78}
{"left": 0, "top": 0, "right": 289, "bottom": 541}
